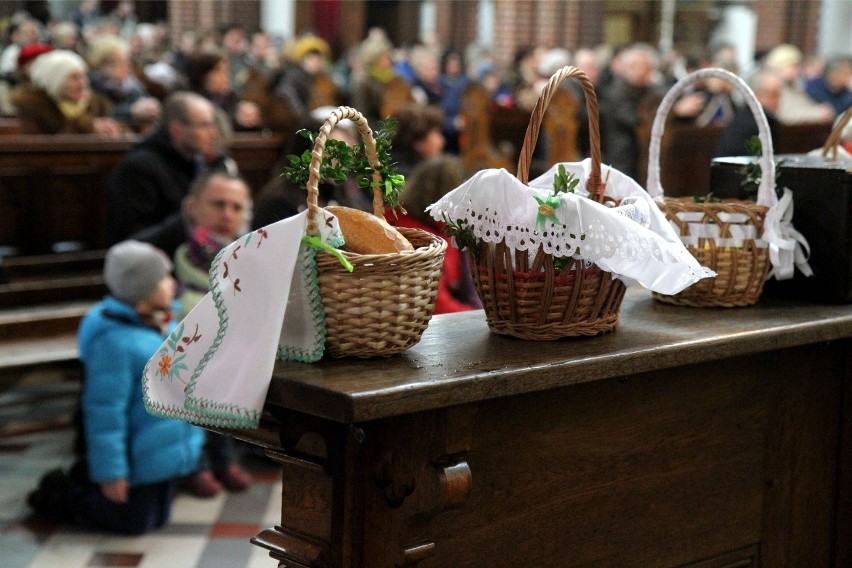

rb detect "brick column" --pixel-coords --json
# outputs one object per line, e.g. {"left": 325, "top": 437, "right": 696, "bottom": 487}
{"left": 574, "top": 0, "right": 604, "bottom": 48}
{"left": 536, "top": 0, "right": 562, "bottom": 49}
{"left": 493, "top": 0, "right": 537, "bottom": 68}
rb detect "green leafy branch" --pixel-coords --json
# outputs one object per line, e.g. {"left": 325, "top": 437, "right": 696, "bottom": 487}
{"left": 738, "top": 135, "right": 782, "bottom": 201}
{"left": 283, "top": 117, "right": 405, "bottom": 211}
{"left": 441, "top": 214, "right": 479, "bottom": 260}
{"left": 553, "top": 164, "right": 580, "bottom": 195}
{"left": 693, "top": 193, "right": 722, "bottom": 203}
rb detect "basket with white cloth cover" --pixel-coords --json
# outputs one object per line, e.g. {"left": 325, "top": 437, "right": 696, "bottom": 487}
{"left": 646, "top": 67, "right": 811, "bottom": 308}
{"left": 142, "top": 106, "right": 445, "bottom": 429}
{"left": 427, "top": 66, "right": 715, "bottom": 340}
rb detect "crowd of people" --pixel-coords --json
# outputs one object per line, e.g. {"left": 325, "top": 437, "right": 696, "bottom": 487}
{"left": 7, "top": 2, "right": 851, "bottom": 535}
{"left": 1, "top": 5, "right": 849, "bottom": 158}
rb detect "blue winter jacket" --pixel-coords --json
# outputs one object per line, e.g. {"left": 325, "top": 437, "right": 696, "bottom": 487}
{"left": 77, "top": 296, "right": 204, "bottom": 486}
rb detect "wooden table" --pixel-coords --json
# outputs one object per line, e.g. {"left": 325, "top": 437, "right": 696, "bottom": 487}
{"left": 232, "top": 288, "right": 851, "bottom": 567}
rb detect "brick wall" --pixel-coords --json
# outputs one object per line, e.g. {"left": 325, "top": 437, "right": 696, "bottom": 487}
{"left": 753, "top": 0, "right": 821, "bottom": 55}
{"left": 167, "top": 0, "right": 261, "bottom": 46}
{"left": 163, "top": 0, "right": 823, "bottom": 69}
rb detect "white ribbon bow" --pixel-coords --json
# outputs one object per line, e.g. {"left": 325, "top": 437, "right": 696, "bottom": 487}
{"left": 762, "top": 188, "right": 813, "bottom": 280}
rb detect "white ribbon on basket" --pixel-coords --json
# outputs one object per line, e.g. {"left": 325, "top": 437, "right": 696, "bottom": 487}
{"left": 645, "top": 67, "right": 811, "bottom": 281}
{"left": 763, "top": 188, "right": 813, "bottom": 280}
{"left": 143, "top": 209, "right": 343, "bottom": 430}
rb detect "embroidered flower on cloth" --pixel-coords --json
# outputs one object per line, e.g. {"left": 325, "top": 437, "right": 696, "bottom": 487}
{"left": 156, "top": 322, "right": 202, "bottom": 385}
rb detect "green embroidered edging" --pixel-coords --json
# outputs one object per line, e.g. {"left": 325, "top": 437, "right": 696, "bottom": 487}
{"left": 150, "top": 226, "right": 341, "bottom": 428}
{"left": 179, "top": 244, "right": 260, "bottom": 428}
{"left": 277, "top": 245, "right": 326, "bottom": 363}
{"left": 183, "top": 395, "right": 260, "bottom": 429}
{"left": 142, "top": 359, "right": 206, "bottom": 422}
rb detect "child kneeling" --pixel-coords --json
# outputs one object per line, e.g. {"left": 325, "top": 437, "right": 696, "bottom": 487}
{"left": 28, "top": 241, "right": 205, "bottom": 535}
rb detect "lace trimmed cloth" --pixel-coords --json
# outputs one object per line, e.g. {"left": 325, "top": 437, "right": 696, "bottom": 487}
{"left": 427, "top": 158, "right": 716, "bottom": 295}
{"left": 143, "top": 209, "right": 342, "bottom": 429}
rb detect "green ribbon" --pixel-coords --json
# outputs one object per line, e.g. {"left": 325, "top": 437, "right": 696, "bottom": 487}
{"left": 534, "top": 195, "right": 561, "bottom": 229}
{"left": 301, "top": 235, "right": 354, "bottom": 272}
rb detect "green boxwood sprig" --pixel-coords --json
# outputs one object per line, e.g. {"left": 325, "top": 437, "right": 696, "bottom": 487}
{"left": 283, "top": 117, "right": 405, "bottom": 211}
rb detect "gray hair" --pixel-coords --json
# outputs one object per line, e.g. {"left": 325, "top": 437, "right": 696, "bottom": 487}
{"left": 158, "top": 91, "right": 211, "bottom": 128}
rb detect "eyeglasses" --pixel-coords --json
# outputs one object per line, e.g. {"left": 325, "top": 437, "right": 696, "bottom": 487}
{"left": 183, "top": 120, "right": 217, "bottom": 130}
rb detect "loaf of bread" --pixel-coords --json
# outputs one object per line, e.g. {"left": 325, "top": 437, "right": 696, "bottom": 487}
{"left": 326, "top": 206, "right": 414, "bottom": 254}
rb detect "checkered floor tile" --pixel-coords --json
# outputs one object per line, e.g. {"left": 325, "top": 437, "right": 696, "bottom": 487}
{"left": 0, "top": 369, "right": 282, "bottom": 568}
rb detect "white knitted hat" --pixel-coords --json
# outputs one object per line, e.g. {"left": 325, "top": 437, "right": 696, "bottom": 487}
{"left": 29, "top": 49, "right": 87, "bottom": 100}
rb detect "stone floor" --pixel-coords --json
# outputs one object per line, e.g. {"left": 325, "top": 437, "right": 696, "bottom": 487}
{"left": 0, "top": 365, "right": 282, "bottom": 568}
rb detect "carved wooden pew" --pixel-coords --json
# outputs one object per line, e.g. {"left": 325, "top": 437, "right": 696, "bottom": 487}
{"left": 459, "top": 82, "right": 514, "bottom": 173}
{"left": 460, "top": 82, "right": 580, "bottom": 176}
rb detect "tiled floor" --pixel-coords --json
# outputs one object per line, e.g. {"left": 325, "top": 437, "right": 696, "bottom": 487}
{"left": 0, "top": 366, "right": 283, "bottom": 568}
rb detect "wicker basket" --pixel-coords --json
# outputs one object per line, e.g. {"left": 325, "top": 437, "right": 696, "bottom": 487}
{"left": 646, "top": 68, "right": 776, "bottom": 308}
{"left": 306, "top": 107, "right": 446, "bottom": 357}
{"left": 471, "top": 66, "right": 626, "bottom": 340}
{"left": 821, "top": 105, "right": 852, "bottom": 160}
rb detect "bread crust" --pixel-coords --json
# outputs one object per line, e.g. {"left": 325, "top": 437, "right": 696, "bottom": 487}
{"left": 326, "top": 206, "right": 414, "bottom": 254}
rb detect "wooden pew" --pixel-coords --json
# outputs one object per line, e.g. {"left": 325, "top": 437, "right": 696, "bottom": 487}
{"left": 229, "top": 131, "right": 287, "bottom": 195}
{"left": 776, "top": 121, "right": 834, "bottom": 154}
{"left": 541, "top": 86, "right": 580, "bottom": 166}
{"left": 460, "top": 82, "right": 580, "bottom": 177}
{"left": 0, "top": 132, "right": 285, "bottom": 256}
{"left": 0, "top": 251, "right": 106, "bottom": 371}
{"left": 459, "top": 82, "right": 514, "bottom": 173}
{"left": 0, "top": 132, "right": 284, "bottom": 370}
{"left": 380, "top": 77, "right": 416, "bottom": 121}
{"left": 0, "top": 250, "right": 107, "bottom": 308}
{"left": 0, "top": 117, "right": 22, "bottom": 135}
{"left": 0, "top": 135, "right": 132, "bottom": 255}
{"left": 636, "top": 116, "right": 835, "bottom": 198}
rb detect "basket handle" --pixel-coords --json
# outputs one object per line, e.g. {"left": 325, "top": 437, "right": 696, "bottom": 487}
{"left": 516, "top": 66, "right": 603, "bottom": 202}
{"left": 306, "top": 106, "right": 385, "bottom": 237}
{"left": 646, "top": 67, "right": 776, "bottom": 208}
{"left": 821, "top": 106, "right": 852, "bottom": 160}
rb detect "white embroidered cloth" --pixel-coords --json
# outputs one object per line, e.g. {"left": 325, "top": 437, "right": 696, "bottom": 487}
{"left": 427, "top": 159, "right": 715, "bottom": 295}
{"left": 143, "top": 210, "right": 342, "bottom": 429}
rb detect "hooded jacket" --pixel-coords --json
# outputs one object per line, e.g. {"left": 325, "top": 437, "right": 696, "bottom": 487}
{"left": 77, "top": 295, "right": 204, "bottom": 486}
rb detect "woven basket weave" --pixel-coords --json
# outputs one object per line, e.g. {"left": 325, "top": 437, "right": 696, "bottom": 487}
{"left": 471, "top": 66, "right": 626, "bottom": 340}
{"left": 306, "top": 107, "right": 446, "bottom": 357}
{"left": 647, "top": 68, "right": 775, "bottom": 308}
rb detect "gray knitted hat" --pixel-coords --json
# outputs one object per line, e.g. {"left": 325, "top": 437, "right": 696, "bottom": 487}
{"left": 104, "top": 240, "right": 173, "bottom": 305}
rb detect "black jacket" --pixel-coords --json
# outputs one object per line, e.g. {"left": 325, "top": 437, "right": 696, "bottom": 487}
{"left": 714, "top": 107, "right": 778, "bottom": 159}
{"left": 107, "top": 128, "right": 199, "bottom": 255}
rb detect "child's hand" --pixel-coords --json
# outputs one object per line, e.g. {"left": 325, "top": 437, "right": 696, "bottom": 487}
{"left": 101, "top": 479, "right": 129, "bottom": 503}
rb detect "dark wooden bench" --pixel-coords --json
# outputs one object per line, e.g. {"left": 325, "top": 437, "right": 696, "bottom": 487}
{"left": 0, "top": 301, "right": 86, "bottom": 372}
{"left": 0, "top": 116, "right": 23, "bottom": 135}
{"left": 0, "top": 250, "right": 107, "bottom": 308}
{"left": 0, "top": 132, "right": 285, "bottom": 256}
{"left": 636, "top": 117, "right": 834, "bottom": 198}
{"left": 0, "top": 132, "right": 284, "bottom": 370}
{"left": 0, "top": 250, "right": 106, "bottom": 370}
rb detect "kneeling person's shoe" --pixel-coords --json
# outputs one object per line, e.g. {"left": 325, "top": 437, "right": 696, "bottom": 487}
{"left": 27, "top": 469, "right": 70, "bottom": 522}
{"left": 215, "top": 464, "right": 253, "bottom": 492}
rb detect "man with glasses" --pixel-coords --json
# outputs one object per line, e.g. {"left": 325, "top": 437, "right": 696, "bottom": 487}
{"left": 107, "top": 91, "right": 230, "bottom": 256}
